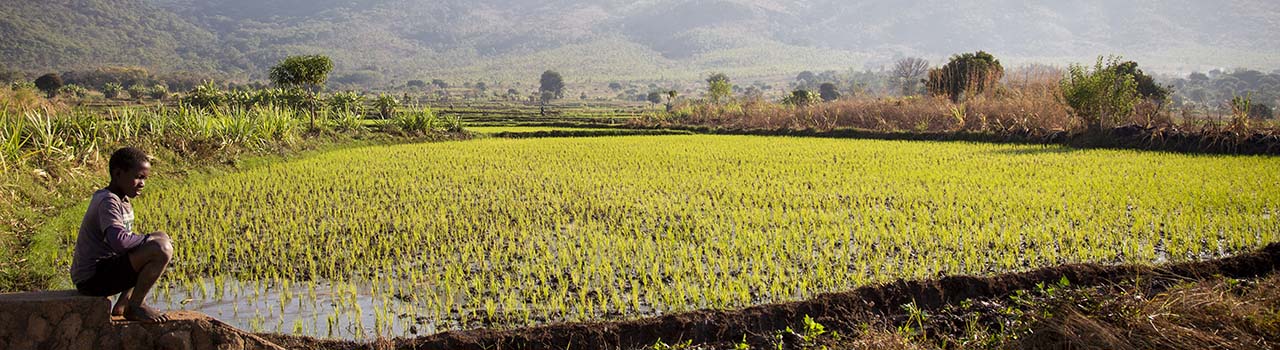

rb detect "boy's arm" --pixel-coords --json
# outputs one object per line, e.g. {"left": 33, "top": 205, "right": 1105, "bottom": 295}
{"left": 99, "top": 197, "right": 145, "bottom": 254}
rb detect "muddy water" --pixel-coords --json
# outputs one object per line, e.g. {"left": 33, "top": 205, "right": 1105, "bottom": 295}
{"left": 150, "top": 278, "right": 426, "bottom": 339}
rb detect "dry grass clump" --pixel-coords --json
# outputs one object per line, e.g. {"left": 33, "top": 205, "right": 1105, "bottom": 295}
{"left": 649, "top": 64, "right": 1280, "bottom": 146}
{"left": 0, "top": 86, "right": 63, "bottom": 115}
{"left": 656, "top": 70, "right": 1077, "bottom": 136}
{"left": 1016, "top": 275, "right": 1280, "bottom": 350}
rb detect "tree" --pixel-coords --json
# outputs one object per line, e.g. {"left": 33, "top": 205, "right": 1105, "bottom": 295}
{"left": 540, "top": 70, "right": 565, "bottom": 100}
{"left": 818, "top": 83, "right": 841, "bottom": 102}
{"left": 1060, "top": 56, "right": 1140, "bottom": 131}
{"left": 1113, "top": 61, "right": 1169, "bottom": 102}
{"left": 665, "top": 90, "right": 679, "bottom": 112}
{"left": 432, "top": 79, "right": 449, "bottom": 89}
{"left": 269, "top": 54, "right": 333, "bottom": 129}
{"left": 406, "top": 80, "right": 427, "bottom": 88}
{"left": 539, "top": 91, "right": 555, "bottom": 115}
{"left": 268, "top": 55, "right": 333, "bottom": 92}
{"left": 893, "top": 57, "right": 930, "bottom": 96}
{"left": 34, "top": 73, "right": 63, "bottom": 98}
{"left": 796, "top": 71, "right": 817, "bottom": 84}
{"left": 475, "top": 82, "right": 487, "bottom": 92}
{"left": 646, "top": 91, "right": 663, "bottom": 107}
{"left": 706, "top": 72, "right": 731, "bottom": 103}
{"left": 609, "top": 82, "right": 624, "bottom": 91}
{"left": 926, "top": 51, "right": 1004, "bottom": 102}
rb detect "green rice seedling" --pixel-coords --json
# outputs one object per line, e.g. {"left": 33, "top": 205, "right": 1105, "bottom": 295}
{"left": 43, "top": 135, "right": 1280, "bottom": 339}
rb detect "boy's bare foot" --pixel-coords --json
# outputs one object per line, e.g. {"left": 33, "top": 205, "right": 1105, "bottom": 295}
{"left": 111, "top": 302, "right": 127, "bottom": 317}
{"left": 123, "top": 304, "right": 169, "bottom": 323}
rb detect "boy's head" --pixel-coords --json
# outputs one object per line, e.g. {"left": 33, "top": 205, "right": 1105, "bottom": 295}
{"left": 108, "top": 147, "right": 151, "bottom": 198}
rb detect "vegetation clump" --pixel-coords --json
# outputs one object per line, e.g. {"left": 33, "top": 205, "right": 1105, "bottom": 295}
{"left": 926, "top": 51, "right": 1004, "bottom": 102}
{"left": 1059, "top": 56, "right": 1142, "bottom": 130}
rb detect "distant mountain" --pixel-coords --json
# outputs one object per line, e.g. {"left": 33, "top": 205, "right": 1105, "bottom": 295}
{"left": 2, "top": 0, "right": 1278, "bottom": 85}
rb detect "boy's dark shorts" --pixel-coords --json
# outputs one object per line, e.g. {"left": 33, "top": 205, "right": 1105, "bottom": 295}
{"left": 75, "top": 254, "right": 137, "bottom": 297}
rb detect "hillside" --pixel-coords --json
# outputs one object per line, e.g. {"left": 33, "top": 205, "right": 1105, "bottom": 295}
{"left": 2, "top": 0, "right": 1279, "bottom": 85}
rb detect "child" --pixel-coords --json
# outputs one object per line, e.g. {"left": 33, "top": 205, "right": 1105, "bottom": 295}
{"left": 69, "top": 147, "right": 174, "bottom": 322}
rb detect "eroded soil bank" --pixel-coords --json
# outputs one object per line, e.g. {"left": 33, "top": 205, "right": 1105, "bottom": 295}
{"left": 261, "top": 243, "right": 1280, "bottom": 350}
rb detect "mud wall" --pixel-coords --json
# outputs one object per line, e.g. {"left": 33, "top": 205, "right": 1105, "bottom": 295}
{"left": 0, "top": 290, "right": 283, "bottom": 350}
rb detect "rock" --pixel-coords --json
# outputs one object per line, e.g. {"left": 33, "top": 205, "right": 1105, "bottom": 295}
{"left": 57, "top": 312, "right": 83, "bottom": 340}
{"left": 215, "top": 334, "right": 245, "bottom": 350}
{"left": 25, "top": 315, "right": 49, "bottom": 343}
{"left": 159, "top": 330, "right": 194, "bottom": 350}
{"left": 120, "top": 324, "right": 155, "bottom": 350}
{"left": 1, "top": 291, "right": 286, "bottom": 350}
{"left": 99, "top": 332, "right": 122, "bottom": 349}
{"left": 74, "top": 329, "right": 97, "bottom": 350}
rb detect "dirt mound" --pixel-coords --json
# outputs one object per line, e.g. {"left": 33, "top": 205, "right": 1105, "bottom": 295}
{"left": 262, "top": 243, "right": 1280, "bottom": 350}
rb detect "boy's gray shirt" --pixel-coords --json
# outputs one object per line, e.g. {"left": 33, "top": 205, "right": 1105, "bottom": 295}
{"left": 70, "top": 188, "right": 144, "bottom": 284}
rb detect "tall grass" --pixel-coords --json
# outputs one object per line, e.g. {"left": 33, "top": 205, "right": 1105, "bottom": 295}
{"left": 0, "top": 105, "right": 308, "bottom": 171}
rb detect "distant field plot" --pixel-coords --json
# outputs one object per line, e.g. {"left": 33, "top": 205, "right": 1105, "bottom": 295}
{"left": 46, "top": 135, "right": 1280, "bottom": 338}
{"left": 466, "top": 126, "right": 617, "bottom": 134}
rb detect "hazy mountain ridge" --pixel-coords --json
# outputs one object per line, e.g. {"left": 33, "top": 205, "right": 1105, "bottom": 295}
{"left": 2, "top": 0, "right": 1277, "bottom": 84}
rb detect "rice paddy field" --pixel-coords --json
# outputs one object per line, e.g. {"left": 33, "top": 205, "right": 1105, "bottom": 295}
{"left": 44, "top": 134, "right": 1280, "bottom": 338}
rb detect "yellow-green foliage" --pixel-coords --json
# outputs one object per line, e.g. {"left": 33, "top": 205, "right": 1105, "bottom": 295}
{"left": 48, "top": 135, "right": 1280, "bottom": 336}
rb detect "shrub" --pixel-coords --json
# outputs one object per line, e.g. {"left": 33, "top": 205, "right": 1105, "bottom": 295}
{"left": 707, "top": 73, "right": 732, "bottom": 103}
{"left": 181, "top": 82, "right": 228, "bottom": 109}
{"left": 389, "top": 107, "right": 437, "bottom": 134}
{"left": 34, "top": 73, "right": 63, "bottom": 98}
{"left": 329, "top": 110, "right": 363, "bottom": 131}
{"left": 927, "top": 51, "right": 1003, "bottom": 102}
{"left": 103, "top": 83, "right": 123, "bottom": 99}
{"left": 783, "top": 89, "right": 819, "bottom": 106}
{"left": 819, "top": 83, "right": 841, "bottom": 102}
{"left": 149, "top": 84, "right": 169, "bottom": 100}
{"left": 59, "top": 84, "right": 88, "bottom": 98}
{"left": 406, "top": 80, "right": 427, "bottom": 89}
{"left": 327, "top": 91, "right": 365, "bottom": 114}
{"left": 127, "top": 84, "right": 149, "bottom": 101}
{"left": 1060, "top": 57, "right": 1140, "bottom": 131}
{"left": 373, "top": 94, "right": 400, "bottom": 119}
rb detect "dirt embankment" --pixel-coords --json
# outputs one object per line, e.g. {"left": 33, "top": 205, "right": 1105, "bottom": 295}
{"left": 263, "top": 243, "right": 1280, "bottom": 350}
{"left": 639, "top": 125, "right": 1280, "bottom": 156}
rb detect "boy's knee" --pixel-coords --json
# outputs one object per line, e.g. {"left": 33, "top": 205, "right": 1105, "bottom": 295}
{"left": 149, "top": 231, "right": 172, "bottom": 242}
{"left": 145, "top": 234, "right": 174, "bottom": 258}
{"left": 158, "top": 240, "right": 174, "bottom": 257}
